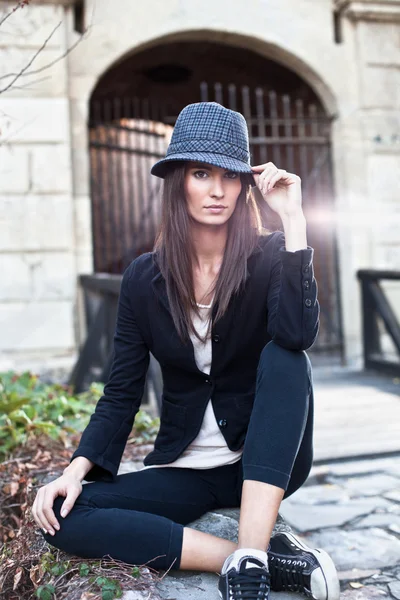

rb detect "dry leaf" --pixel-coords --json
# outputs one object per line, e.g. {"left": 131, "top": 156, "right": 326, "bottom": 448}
{"left": 350, "top": 582, "right": 364, "bottom": 589}
{"left": 10, "top": 481, "right": 20, "bottom": 496}
{"left": 29, "top": 563, "right": 45, "bottom": 587}
{"left": 13, "top": 566, "right": 23, "bottom": 590}
{"left": 80, "top": 593, "right": 101, "bottom": 600}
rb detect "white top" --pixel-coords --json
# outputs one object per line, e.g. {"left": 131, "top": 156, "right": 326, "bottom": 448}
{"left": 140, "top": 300, "right": 243, "bottom": 471}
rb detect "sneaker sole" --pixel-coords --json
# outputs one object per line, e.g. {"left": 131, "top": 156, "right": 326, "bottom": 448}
{"left": 280, "top": 532, "right": 340, "bottom": 600}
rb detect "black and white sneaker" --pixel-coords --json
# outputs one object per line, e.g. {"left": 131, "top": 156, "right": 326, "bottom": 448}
{"left": 218, "top": 548, "right": 271, "bottom": 599}
{"left": 268, "top": 532, "right": 340, "bottom": 600}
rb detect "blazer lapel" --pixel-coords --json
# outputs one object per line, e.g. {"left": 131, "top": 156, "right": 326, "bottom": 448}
{"left": 151, "top": 270, "right": 171, "bottom": 316}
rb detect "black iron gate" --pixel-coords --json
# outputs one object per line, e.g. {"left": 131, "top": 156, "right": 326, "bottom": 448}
{"left": 88, "top": 84, "right": 342, "bottom": 353}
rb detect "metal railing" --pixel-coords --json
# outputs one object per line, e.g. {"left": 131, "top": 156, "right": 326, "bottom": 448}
{"left": 357, "top": 270, "right": 400, "bottom": 376}
{"left": 68, "top": 274, "right": 163, "bottom": 413}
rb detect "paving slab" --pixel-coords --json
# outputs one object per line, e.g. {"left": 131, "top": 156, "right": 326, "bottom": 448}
{"left": 353, "top": 513, "right": 400, "bottom": 530}
{"left": 327, "top": 474, "right": 400, "bottom": 497}
{"left": 303, "top": 528, "right": 400, "bottom": 570}
{"left": 338, "top": 569, "right": 381, "bottom": 581}
{"left": 279, "top": 498, "right": 391, "bottom": 532}
{"left": 389, "top": 581, "right": 400, "bottom": 599}
{"left": 155, "top": 571, "right": 301, "bottom": 600}
{"left": 339, "top": 586, "right": 388, "bottom": 599}
{"left": 287, "top": 483, "right": 349, "bottom": 505}
{"left": 313, "top": 458, "right": 400, "bottom": 479}
{"left": 385, "top": 490, "right": 400, "bottom": 504}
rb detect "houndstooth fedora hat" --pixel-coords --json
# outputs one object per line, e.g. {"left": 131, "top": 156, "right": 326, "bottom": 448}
{"left": 151, "top": 102, "right": 256, "bottom": 185}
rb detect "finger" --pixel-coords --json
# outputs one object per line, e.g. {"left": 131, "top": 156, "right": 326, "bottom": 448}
{"left": 33, "top": 490, "right": 48, "bottom": 532}
{"left": 251, "top": 162, "right": 277, "bottom": 173}
{"left": 31, "top": 495, "right": 40, "bottom": 528}
{"left": 60, "top": 485, "right": 81, "bottom": 519}
{"left": 260, "top": 169, "right": 277, "bottom": 195}
{"left": 38, "top": 490, "right": 57, "bottom": 536}
{"left": 254, "top": 164, "right": 279, "bottom": 194}
{"left": 268, "top": 170, "right": 293, "bottom": 191}
{"left": 43, "top": 489, "right": 62, "bottom": 533}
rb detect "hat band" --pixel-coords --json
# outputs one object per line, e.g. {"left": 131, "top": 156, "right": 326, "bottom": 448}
{"left": 167, "top": 138, "right": 250, "bottom": 163}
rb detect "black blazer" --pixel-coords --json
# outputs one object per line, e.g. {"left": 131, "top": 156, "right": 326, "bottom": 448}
{"left": 71, "top": 231, "right": 319, "bottom": 482}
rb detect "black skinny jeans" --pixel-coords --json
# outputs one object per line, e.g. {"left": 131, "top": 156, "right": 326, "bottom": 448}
{"left": 42, "top": 341, "right": 314, "bottom": 570}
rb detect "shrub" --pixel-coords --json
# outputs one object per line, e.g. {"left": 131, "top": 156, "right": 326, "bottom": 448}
{"left": 0, "top": 371, "right": 160, "bottom": 461}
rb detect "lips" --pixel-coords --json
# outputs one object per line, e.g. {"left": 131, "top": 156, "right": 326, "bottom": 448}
{"left": 205, "top": 205, "right": 226, "bottom": 208}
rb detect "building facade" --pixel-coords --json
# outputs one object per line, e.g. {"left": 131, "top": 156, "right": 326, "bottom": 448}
{"left": 0, "top": 0, "right": 399, "bottom": 370}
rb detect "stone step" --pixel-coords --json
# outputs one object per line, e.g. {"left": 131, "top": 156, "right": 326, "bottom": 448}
{"left": 154, "top": 509, "right": 304, "bottom": 600}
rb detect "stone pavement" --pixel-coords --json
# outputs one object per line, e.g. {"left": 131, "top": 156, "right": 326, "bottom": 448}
{"left": 17, "top": 355, "right": 400, "bottom": 598}
{"left": 117, "top": 454, "right": 400, "bottom": 600}
{"left": 115, "top": 455, "right": 400, "bottom": 600}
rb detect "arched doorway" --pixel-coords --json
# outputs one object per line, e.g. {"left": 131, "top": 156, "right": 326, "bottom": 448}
{"left": 88, "top": 38, "right": 342, "bottom": 354}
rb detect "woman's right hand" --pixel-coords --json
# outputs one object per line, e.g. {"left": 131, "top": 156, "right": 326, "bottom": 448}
{"left": 31, "top": 472, "right": 82, "bottom": 536}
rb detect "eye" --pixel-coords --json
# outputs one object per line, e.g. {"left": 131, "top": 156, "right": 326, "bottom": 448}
{"left": 225, "top": 171, "right": 239, "bottom": 179}
{"left": 193, "top": 170, "right": 208, "bottom": 179}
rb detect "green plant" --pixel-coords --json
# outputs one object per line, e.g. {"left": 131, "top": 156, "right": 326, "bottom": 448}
{"left": 35, "top": 584, "right": 55, "bottom": 599}
{"left": 0, "top": 371, "right": 101, "bottom": 460}
{"left": 90, "top": 575, "right": 123, "bottom": 599}
{"left": 0, "top": 371, "right": 160, "bottom": 461}
{"left": 130, "top": 409, "right": 160, "bottom": 444}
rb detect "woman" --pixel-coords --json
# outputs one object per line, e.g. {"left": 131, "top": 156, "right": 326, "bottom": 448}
{"left": 32, "top": 102, "right": 340, "bottom": 600}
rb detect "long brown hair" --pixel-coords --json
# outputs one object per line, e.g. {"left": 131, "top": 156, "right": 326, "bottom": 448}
{"left": 153, "top": 162, "right": 264, "bottom": 343}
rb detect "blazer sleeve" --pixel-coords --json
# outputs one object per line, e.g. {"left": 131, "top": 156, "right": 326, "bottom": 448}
{"left": 266, "top": 231, "right": 320, "bottom": 351}
{"left": 69, "top": 261, "right": 150, "bottom": 482}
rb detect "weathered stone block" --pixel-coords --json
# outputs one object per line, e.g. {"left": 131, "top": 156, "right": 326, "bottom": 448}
{"left": 0, "top": 3, "right": 65, "bottom": 49}
{"left": 0, "top": 253, "right": 75, "bottom": 301}
{"left": 367, "top": 154, "right": 400, "bottom": 204}
{"left": 0, "top": 300, "right": 75, "bottom": 350}
{"left": 74, "top": 194, "right": 93, "bottom": 251}
{"left": 31, "top": 144, "right": 72, "bottom": 193}
{"left": 359, "top": 21, "right": 400, "bottom": 65}
{"left": 361, "top": 64, "right": 399, "bottom": 109}
{"left": 0, "top": 194, "right": 73, "bottom": 251}
{"left": 0, "top": 98, "right": 69, "bottom": 143}
{"left": 0, "top": 144, "right": 29, "bottom": 193}
{"left": 0, "top": 47, "right": 67, "bottom": 98}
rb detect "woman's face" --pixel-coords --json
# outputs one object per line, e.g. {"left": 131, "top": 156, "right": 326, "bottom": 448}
{"left": 184, "top": 162, "right": 242, "bottom": 227}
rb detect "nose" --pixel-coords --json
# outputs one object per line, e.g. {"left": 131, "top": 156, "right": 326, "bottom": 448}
{"left": 210, "top": 175, "right": 225, "bottom": 199}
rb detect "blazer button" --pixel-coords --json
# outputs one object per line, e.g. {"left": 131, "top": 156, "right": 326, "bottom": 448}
{"left": 303, "top": 280, "right": 310, "bottom": 290}
{"left": 303, "top": 265, "right": 310, "bottom": 274}
{"left": 213, "top": 335, "right": 220, "bottom": 343}
{"left": 205, "top": 378, "right": 211, "bottom": 384}
{"left": 218, "top": 419, "right": 227, "bottom": 428}
{"left": 305, "top": 298, "right": 312, "bottom": 307}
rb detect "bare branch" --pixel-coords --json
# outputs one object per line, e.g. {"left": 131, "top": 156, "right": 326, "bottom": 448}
{"left": 0, "top": 24, "right": 92, "bottom": 84}
{"left": 0, "top": 21, "right": 62, "bottom": 94}
{"left": 0, "top": 0, "right": 96, "bottom": 95}
{"left": 0, "top": 0, "right": 30, "bottom": 28}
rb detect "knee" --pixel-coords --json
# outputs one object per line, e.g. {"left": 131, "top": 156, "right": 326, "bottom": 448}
{"left": 259, "top": 341, "right": 311, "bottom": 375}
{"left": 40, "top": 496, "right": 77, "bottom": 552}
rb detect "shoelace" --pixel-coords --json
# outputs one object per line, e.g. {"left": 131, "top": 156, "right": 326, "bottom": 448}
{"left": 272, "top": 565, "right": 312, "bottom": 596}
{"left": 227, "top": 568, "right": 270, "bottom": 599}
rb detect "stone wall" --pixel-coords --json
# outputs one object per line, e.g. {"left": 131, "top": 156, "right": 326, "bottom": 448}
{"left": 0, "top": 0, "right": 399, "bottom": 367}
{"left": 0, "top": 2, "right": 77, "bottom": 363}
{"left": 333, "top": 0, "right": 400, "bottom": 359}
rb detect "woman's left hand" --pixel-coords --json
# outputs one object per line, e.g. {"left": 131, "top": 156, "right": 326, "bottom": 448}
{"left": 251, "top": 162, "right": 303, "bottom": 220}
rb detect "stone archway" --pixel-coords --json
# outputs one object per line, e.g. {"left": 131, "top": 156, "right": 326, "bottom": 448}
{"left": 85, "top": 33, "right": 342, "bottom": 354}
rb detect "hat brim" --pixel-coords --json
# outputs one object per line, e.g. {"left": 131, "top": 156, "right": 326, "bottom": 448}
{"left": 151, "top": 153, "right": 256, "bottom": 187}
